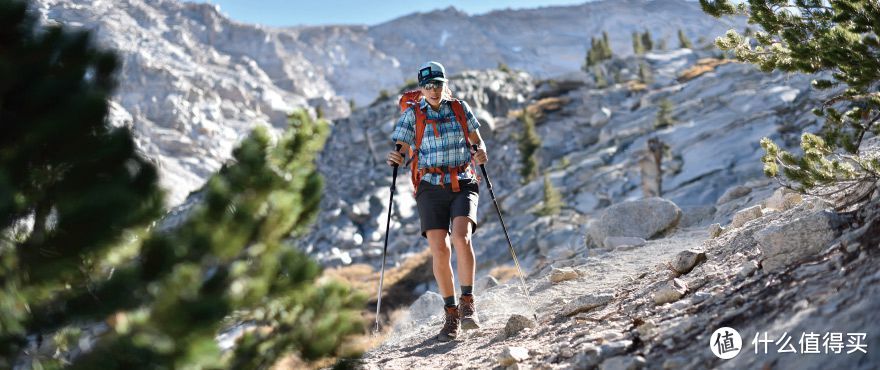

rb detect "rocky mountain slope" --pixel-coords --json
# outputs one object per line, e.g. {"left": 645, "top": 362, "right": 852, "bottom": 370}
{"left": 312, "top": 44, "right": 880, "bottom": 369}
{"left": 360, "top": 180, "right": 879, "bottom": 369}
{"left": 308, "top": 47, "right": 820, "bottom": 272}
{"left": 367, "top": 0, "right": 741, "bottom": 82}
{"left": 32, "top": 0, "right": 741, "bottom": 206}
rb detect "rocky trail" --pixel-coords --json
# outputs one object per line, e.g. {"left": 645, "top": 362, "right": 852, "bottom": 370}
{"left": 360, "top": 227, "right": 706, "bottom": 369}
{"left": 358, "top": 185, "right": 880, "bottom": 369}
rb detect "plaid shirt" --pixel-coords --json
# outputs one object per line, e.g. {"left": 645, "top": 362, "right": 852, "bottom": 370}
{"left": 391, "top": 97, "right": 481, "bottom": 185}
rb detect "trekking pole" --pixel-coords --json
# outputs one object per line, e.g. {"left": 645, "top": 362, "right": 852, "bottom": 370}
{"left": 472, "top": 144, "right": 538, "bottom": 322}
{"left": 374, "top": 144, "right": 402, "bottom": 334}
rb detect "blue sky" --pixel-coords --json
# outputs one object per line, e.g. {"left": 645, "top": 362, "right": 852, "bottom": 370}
{"left": 189, "top": 0, "right": 589, "bottom": 27}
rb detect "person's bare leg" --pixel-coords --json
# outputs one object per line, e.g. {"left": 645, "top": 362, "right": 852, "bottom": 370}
{"left": 451, "top": 216, "right": 480, "bottom": 330}
{"left": 450, "top": 216, "right": 475, "bottom": 287}
{"left": 426, "top": 229, "right": 455, "bottom": 299}
{"left": 427, "top": 229, "right": 459, "bottom": 341}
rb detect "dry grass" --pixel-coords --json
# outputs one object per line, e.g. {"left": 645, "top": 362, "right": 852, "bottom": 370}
{"left": 626, "top": 80, "right": 648, "bottom": 93}
{"left": 510, "top": 96, "right": 572, "bottom": 122}
{"left": 320, "top": 248, "right": 433, "bottom": 299}
{"left": 488, "top": 265, "right": 520, "bottom": 284}
{"left": 287, "top": 249, "right": 435, "bottom": 368}
{"left": 677, "top": 58, "right": 735, "bottom": 83}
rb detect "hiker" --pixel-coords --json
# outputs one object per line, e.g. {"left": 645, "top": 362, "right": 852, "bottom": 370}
{"left": 386, "top": 61, "right": 488, "bottom": 341}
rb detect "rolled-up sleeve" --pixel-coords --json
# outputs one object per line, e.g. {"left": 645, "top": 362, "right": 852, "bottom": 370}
{"left": 461, "top": 101, "right": 481, "bottom": 132}
{"left": 391, "top": 107, "right": 416, "bottom": 147}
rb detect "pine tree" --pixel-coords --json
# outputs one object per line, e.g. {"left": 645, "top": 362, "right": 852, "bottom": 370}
{"left": 593, "top": 65, "right": 608, "bottom": 88}
{"left": 638, "top": 62, "right": 653, "bottom": 85}
{"left": 678, "top": 28, "right": 693, "bottom": 49}
{"left": 601, "top": 31, "right": 613, "bottom": 59}
{"left": 585, "top": 37, "right": 600, "bottom": 68}
{"left": 0, "top": 2, "right": 363, "bottom": 367}
{"left": 537, "top": 175, "right": 563, "bottom": 216}
{"left": 655, "top": 99, "right": 676, "bottom": 129}
{"left": 701, "top": 0, "right": 880, "bottom": 201}
{"left": 632, "top": 31, "right": 645, "bottom": 55}
{"left": 584, "top": 32, "right": 613, "bottom": 69}
{"left": 0, "top": 1, "right": 165, "bottom": 364}
{"left": 518, "top": 111, "right": 541, "bottom": 183}
{"left": 498, "top": 61, "right": 511, "bottom": 73}
{"left": 641, "top": 30, "right": 654, "bottom": 51}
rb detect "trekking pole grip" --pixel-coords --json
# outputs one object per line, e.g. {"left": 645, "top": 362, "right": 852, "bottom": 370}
{"left": 392, "top": 143, "right": 402, "bottom": 177}
{"left": 471, "top": 144, "right": 492, "bottom": 190}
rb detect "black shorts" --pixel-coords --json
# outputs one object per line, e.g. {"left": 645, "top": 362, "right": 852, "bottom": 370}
{"left": 415, "top": 179, "right": 479, "bottom": 238}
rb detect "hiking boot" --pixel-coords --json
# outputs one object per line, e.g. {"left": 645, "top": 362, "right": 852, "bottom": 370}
{"left": 436, "top": 305, "right": 460, "bottom": 342}
{"left": 458, "top": 294, "right": 480, "bottom": 330}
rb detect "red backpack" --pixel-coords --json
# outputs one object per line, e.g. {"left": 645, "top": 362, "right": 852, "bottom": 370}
{"left": 398, "top": 90, "right": 479, "bottom": 195}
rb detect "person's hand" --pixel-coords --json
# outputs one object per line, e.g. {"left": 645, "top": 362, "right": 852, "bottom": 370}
{"left": 473, "top": 148, "right": 488, "bottom": 165}
{"left": 386, "top": 150, "right": 404, "bottom": 167}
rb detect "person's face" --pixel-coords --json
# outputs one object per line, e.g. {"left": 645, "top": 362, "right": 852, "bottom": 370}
{"left": 421, "top": 82, "right": 444, "bottom": 105}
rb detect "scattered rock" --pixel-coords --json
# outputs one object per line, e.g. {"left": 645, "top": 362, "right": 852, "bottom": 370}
{"left": 588, "top": 198, "right": 682, "bottom": 246}
{"left": 549, "top": 267, "right": 579, "bottom": 283}
{"left": 600, "top": 355, "right": 646, "bottom": 370}
{"left": 603, "top": 236, "right": 647, "bottom": 249}
{"left": 783, "top": 192, "right": 804, "bottom": 209}
{"left": 730, "top": 205, "right": 763, "bottom": 228}
{"left": 708, "top": 223, "right": 723, "bottom": 238}
{"left": 475, "top": 275, "right": 500, "bottom": 292}
{"left": 563, "top": 293, "right": 614, "bottom": 316}
{"left": 404, "top": 291, "right": 444, "bottom": 323}
{"left": 845, "top": 242, "right": 861, "bottom": 254}
{"left": 572, "top": 344, "right": 603, "bottom": 369}
{"left": 599, "top": 340, "right": 632, "bottom": 358}
{"left": 498, "top": 346, "right": 530, "bottom": 366}
{"left": 654, "top": 278, "right": 688, "bottom": 305}
{"left": 756, "top": 210, "right": 843, "bottom": 272}
{"left": 662, "top": 356, "right": 689, "bottom": 369}
{"left": 599, "top": 330, "right": 625, "bottom": 341}
{"left": 590, "top": 107, "right": 612, "bottom": 126}
{"left": 738, "top": 260, "right": 759, "bottom": 278}
{"left": 671, "top": 250, "right": 707, "bottom": 275}
{"left": 538, "top": 228, "right": 580, "bottom": 257}
{"left": 504, "top": 314, "right": 537, "bottom": 339}
{"left": 717, "top": 185, "right": 751, "bottom": 205}
{"left": 679, "top": 204, "right": 717, "bottom": 227}
{"left": 555, "top": 342, "right": 575, "bottom": 358}
{"left": 636, "top": 320, "right": 656, "bottom": 338}
{"left": 763, "top": 187, "right": 803, "bottom": 211}
{"left": 691, "top": 291, "right": 712, "bottom": 304}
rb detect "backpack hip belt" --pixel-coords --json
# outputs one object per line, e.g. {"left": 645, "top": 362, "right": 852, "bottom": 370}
{"left": 418, "top": 164, "right": 471, "bottom": 193}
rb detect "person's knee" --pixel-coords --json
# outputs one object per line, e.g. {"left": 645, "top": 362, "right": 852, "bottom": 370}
{"left": 451, "top": 227, "right": 472, "bottom": 250}
{"left": 427, "top": 231, "right": 451, "bottom": 257}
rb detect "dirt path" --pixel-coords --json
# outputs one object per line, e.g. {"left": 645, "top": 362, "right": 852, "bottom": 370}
{"left": 359, "top": 227, "right": 708, "bottom": 369}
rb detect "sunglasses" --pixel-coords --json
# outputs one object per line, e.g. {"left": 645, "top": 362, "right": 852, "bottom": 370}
{"left": 421, "top": 82, "right": 445, "bottom": 90}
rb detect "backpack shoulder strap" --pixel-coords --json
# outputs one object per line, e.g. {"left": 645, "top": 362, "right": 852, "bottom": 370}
{"left": 413, "top": 105, "right": 428, "bottom": 150}
{"left": 410, "top": 105, "right": 428, "bottom": 192}
{"left": 449, "top": 99, "right": 471, "bottom": 146}
{"left": 449, "top": 99, "right": 481, "bottom": 182}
